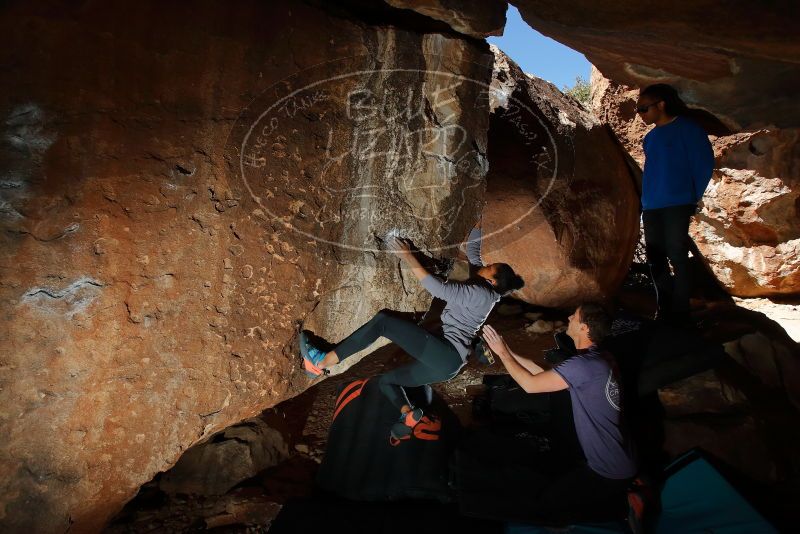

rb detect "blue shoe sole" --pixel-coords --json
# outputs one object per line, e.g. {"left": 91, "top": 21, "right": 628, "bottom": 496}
{"left": 300, "top": 331, "right": 326, "bottom": 378}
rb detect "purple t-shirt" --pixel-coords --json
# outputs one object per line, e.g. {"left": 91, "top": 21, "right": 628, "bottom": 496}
{"left": 554, "top": 346, "right": 636, "bottom": 479}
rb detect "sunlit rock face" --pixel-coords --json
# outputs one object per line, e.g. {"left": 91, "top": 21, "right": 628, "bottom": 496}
{"left": 512, "top": 0, "right": 800, "bottom": 132}
{"left": 383, "top": 0, "right": 507, "bottom": 38}
{"left": 691, "top": 130, "right": 800, "bottom": 297}
{"left": 480, "top": 48, "right": 640, "bottom": 308}
{"left": 0, "top": 1, "right": 494, "bottom": 531}
{"left": 589, "top": 66, "right": 649, "bottom": 167}
{"left": 590, "top": 73, "right": 800, "bottom": 298}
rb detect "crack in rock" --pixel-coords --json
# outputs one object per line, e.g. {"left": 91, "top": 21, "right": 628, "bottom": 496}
{"left": 21, "top": 277, "right": 105, "bottom": 319}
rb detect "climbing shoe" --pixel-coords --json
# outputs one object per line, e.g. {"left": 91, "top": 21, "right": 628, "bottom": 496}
{"left": 300, "top": 331, "right": 328, "bottom": 378}
{"left": 389, "top": 408, "right": 424, "bottom": 446}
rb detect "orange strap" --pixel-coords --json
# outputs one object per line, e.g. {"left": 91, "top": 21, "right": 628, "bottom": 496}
{"left": 412, "top": 416, "right": 442, "bottom": 441}
{"left": 332, "top": 379, "right": 368, "bottom": 422}
{"left": 335, "top": 379, "right": 367, "bottom": 410}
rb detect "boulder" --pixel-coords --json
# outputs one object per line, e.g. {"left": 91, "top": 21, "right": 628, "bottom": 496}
{"left": 658, "top": 369, "right": 747, "bottom": 417}
{"left": 691, "top": 130, "right": 800, "bottom": 297}
{"left": 383, "top": 0, "right": 507, "bottom": 38}
{"left": 662, "top": 416, "right": 778, "bottom": 484}
{"left": 589, "top": 66, "right": 648, "bottom": 168}
{"left": 480, "top": 48, "right": 640, "bottom": 307}
{"left": 0, "top": 1, "right": 494, "bottom": 531}
{"left": 724, "top": 330, "right": 800, "bottom": 412}
{"left": 513, "top": 0, "right": 800, "bottom": 131}
{"left": 158, "top": 419, "right": 288, "bottom": 497}
{"left": 725, "top": 332, "right": 793, "bottom": 392}
{"left": 695, "top": 303, "right": 800, "bottom": 411}
{"left": 733, "top": 298, "right": 800, "bottom": 343}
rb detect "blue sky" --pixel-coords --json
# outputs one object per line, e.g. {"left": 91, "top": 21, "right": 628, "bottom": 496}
{"left": 487, "top": 5, "right": 590, "bottom": 90}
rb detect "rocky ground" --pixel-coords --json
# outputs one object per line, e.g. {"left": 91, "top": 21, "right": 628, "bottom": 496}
{"left": 105, "top": 302, "right": 563, "bottom": 533}
{"left": 733, "top": 297, "right": 800, "bottom": 343}
{"left": 107, "top": 274, "right": 800, "bottom": 532}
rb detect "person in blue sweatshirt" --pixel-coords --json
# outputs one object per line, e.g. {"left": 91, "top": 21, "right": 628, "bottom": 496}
{"left": 636, "top": 84, "right": 715, "bottom": 323}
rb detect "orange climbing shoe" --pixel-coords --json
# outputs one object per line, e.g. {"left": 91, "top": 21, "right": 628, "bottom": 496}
{"left": 389, "top": 408, "right": 424, "bottom": 446}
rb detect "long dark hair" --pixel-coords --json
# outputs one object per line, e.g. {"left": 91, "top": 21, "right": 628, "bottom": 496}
{"left": 493, "top": 263, "right": 524, "bottom": 295}
{"left": 640, "top": 83, "right": 688, "bottom": 117}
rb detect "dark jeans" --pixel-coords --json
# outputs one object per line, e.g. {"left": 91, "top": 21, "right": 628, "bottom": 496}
{"left": 642, "top": 204, "right": 695, "bottom": 315}
{"left": 335, "top": 310, "right": 463, "bottom": 411}
{"left": 453, "top": 390, "right": 630, "bottom": 525}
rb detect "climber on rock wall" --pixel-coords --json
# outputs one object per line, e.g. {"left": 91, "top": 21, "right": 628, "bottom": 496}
{"left": 300, "top": 229, "right": 524, "bottom": 445}
{"left": 636, "top": 83, "right": 715, "bottom": 325}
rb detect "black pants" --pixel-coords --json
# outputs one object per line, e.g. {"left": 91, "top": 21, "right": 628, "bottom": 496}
{"left": 335, "top": 310, "right": 464, "bottom": 411}
{"left": 453, "top": 390, "right": 630, "bottom": 525}
{"left": 642, "top": 204, "right": 695, "bottom": 314}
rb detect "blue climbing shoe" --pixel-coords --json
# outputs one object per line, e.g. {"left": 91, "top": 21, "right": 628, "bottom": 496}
{"left": 300, "top": 331, "right": 328, "bottom": 378}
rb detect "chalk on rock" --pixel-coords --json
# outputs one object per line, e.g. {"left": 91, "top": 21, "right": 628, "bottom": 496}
{"left": 377, "top": 228, "right": 405, "bottom": 250}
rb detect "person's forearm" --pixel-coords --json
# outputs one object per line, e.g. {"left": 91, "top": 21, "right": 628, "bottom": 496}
{"left": 497, "top": 351, "right": 542, "bottom": 393}
{"left": 399, "top": 253, "right": 430, "bottom": 281}
{"left": 508, "top": 350, "right": 545, "bottom": 375}
{"left": 483, "top": 325, "right": 570, "bottom": 394}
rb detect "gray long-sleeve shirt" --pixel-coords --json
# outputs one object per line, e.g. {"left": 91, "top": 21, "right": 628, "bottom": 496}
{"left": 421, "top": 275, "right": 500, "bottom": 361}
{"left": 465, "top": 226, "right": 484, "bottom": 267}
{"left": 421, "top": 227, "right": 498, "bottom": 360}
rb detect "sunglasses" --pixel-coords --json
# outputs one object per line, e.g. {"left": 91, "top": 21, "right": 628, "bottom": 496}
{"left": 636, "top": 100, "right": 662, "bottom": 114}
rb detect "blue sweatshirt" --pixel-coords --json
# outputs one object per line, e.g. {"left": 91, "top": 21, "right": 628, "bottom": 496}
{"left": 641, "top": 116, "right": 715, "bottom": 210}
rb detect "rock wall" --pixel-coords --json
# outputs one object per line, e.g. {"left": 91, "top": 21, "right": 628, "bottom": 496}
{"left": 692, "top": 130, "right": 800, "bottom": 297}
{"left": 590, "top": 73, "right": 800, "bottom": 298}
{"left": 512, "top": 0, "right": 800, "bottom": 131}
{"left": 12, "top": 0, "right": 794, "bottom": 528}
{"left": 158, "top": 418, "right": 289, "bottom": 497}
{"left": 0, "top": 1, "right": 494, "bottom": 531}
{"left": 589, "top": 65, "right": 648, "bottom": 167}
{"left": 384, "top": 0, "right": 507, "bottom": 38}
{"left": 480, "top": 49, "right": 640, "bottom": 307}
